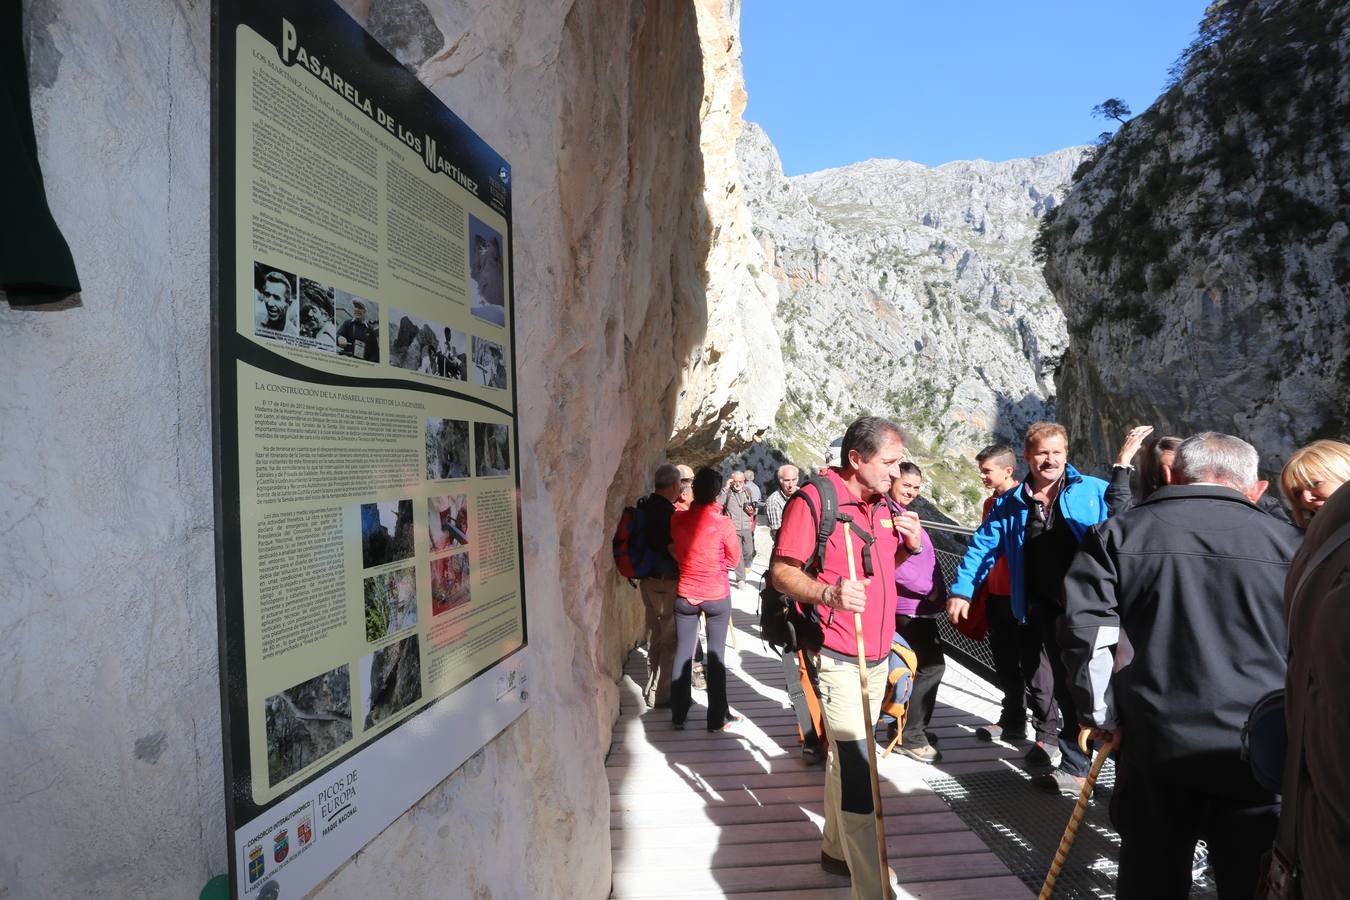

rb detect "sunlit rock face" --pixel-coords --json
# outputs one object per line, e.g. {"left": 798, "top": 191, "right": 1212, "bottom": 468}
{"left": 1042, "top": 0, "right": 1350, "bottom": 472}
{"left": 664, "top": 0, "right": 786, "bottom": 465}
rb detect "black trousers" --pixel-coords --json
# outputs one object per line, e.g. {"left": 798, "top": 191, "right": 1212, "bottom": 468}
{"left": 895, "top": 615, "right": 945, "bottom": 745}
{"left": 672, "top": 595, "right": 731, "bottom": 729}
{"left": 1035, "top": 606, "right": 1090, "bottom": 776}
{"left": 985, "top": 594, "right": 1058, "bottom": 740}
{"left": 1112, "top": 758, "right": 1279, "bottom": 899}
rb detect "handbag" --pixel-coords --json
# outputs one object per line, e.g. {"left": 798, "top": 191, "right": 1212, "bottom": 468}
{"left": 1241, "top": 689, "right": 1286, "bottom": 794}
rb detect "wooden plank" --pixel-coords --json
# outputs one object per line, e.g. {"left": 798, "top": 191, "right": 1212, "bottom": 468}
{"left": 611, "top": 811, "right": 970, "bottom": 850}
{"left": 610, "top": 769, "right": 827, "bottom": 795}
{"left": 611, "top": 794, "right": 950, "bottom": 829}
{"left": 612, "top": 831, "right": 991, "bottom": 871}
{"left": 718, "top": 875, "right": 1033, "bottom": 899}
{"left": 610, "top": 853, "right": 1011, "bottom": 897}
{"left": 609, "top": 779, "right": 933, "bottom": 811}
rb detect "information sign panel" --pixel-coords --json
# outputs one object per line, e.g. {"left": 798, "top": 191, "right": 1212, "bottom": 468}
{"left": 211, "top": 3, "right": 527, "bottom": 895}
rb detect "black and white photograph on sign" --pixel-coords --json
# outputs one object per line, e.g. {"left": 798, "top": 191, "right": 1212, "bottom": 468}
{"left": 443, "top": 328, "right": 468, "bottom": 381}
{"left": 264, "top": 665, "right": 353, "bottom": 787}
{"left": 363, "top": 565, "right": 418, "bottom": 642}
{"left": 430, "top": 552, "right": 471, "bottom": 616}
{"left": 298, "top": 277, "right": 337, "bottom": 351}
{"left": 425, "top": 417, "right": 470, "bottom": 479}
{"left": 335, "top": 290, "right": 380, "bottom": 363}
{"left": 427, "top": 494, "right": 468, "bottom": 551}
{"left": 389, "top": 310, "right": 467, "bottom": 381}
{"left": 471, "top": 336, "right": 508, "bottom": 389}
{"left": 468, "top": 215, "right": 505, "bottom": 327}
{"left": 360, "top": 634, "right": 423, "bottom": 730}
{"left": 359, "top": 499, "right": 415, "bottom": 569}
{"left": 253, "top": 263, "right": 299, "bottom": 339}
{"left": 474, "top": 422, "right": 512, "bottom": 477}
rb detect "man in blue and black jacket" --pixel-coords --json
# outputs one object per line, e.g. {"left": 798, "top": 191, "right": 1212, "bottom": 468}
{"left": 946, "top": 421, "right": 1110, "bottom": 792}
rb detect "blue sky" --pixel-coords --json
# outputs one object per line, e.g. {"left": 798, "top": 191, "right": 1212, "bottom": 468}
{"left": 741, "top": 1, "right": 1210, "bottom": 174}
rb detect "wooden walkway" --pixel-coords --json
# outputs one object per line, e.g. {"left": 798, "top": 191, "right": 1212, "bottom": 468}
{"left": 607, "top": 583, "right": 1037, "bottom": 899}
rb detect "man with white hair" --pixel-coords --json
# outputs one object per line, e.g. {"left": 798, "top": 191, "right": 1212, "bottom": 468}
{"left": 1061, "top": 432, "right": 1301, "bottom": 899}
{"left": 765, "top": 464, "right": 800, "bottom": 541}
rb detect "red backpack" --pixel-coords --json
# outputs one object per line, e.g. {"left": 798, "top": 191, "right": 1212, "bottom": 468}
{"left": 612, "top": 504, "right": 639, "bottom": 581}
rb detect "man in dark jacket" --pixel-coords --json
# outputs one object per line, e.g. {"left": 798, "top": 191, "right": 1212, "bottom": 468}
{"left": 337, "top": 298, "right": 379, "bottom": 362}
{"left": 1061, "top": 432, "right": 1301, "bottom": 899}
{"left": 637, "top": 463, "right": 682, "bottom": 708}
{"left": 1268, "top": 479, "right": 1350, "bottom": 899}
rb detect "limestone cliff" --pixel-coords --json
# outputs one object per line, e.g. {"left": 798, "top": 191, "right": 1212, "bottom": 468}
{"left": 1041, "top": 0, "right": 1350, "bottom": 470}
{"left": 737, "top": 122, "right": 1084, "bottom": 520}
{"left": 667, "top": 0, "right": 785, "bottom": 462}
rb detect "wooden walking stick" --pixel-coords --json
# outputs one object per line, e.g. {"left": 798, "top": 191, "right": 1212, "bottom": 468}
{"left": 1037, "top": 730, "right": 1118, "bottom": 899}
{"left": 840, "top": 518, "right": 890, "bottom": 893}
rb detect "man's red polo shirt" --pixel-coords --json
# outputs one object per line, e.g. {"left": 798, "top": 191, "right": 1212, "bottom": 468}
{"left": 773, "top": 467, "right": 902, "bottom": 661}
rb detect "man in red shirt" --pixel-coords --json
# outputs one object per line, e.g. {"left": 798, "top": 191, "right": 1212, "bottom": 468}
{"left": 770, "top": 417, "right": 921, "bottom": 899}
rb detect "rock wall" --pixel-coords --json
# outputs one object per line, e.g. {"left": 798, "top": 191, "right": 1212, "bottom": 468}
{"left": 1, "top": 0, "right": 727, "bottom": 897}
{"left": 1042, "top": 0, "right": 1350, "bottom": 470}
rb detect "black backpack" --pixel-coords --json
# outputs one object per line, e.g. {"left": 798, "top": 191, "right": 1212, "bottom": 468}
{"left": 755, "top": 477, "right": 840, "bottom": 652}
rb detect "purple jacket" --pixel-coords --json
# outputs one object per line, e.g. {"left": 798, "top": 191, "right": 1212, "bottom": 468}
{"left": 891, "top": 502, "right": 946, "bottom": 617}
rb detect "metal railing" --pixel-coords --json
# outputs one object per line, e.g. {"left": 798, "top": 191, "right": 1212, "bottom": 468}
{"left": 920, "top": 520, "right": 999, "bottom": 685}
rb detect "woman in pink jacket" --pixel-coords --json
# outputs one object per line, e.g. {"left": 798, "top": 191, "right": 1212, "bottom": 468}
{"left": 669, "top": 467, "right": 742, "bottom": 731}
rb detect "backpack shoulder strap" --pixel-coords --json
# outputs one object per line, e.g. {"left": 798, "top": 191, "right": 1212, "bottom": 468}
{"left": 805, "top": 476, "right": 838, "bottom": 575}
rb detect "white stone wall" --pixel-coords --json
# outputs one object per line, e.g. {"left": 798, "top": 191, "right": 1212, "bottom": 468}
{"left": 1, "top": 1, "right": 738, "bottom": 897}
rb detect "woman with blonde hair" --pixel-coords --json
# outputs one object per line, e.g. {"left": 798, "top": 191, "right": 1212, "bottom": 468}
{"left": 1280, "top": 439, "right": 1350, "bottom": 527}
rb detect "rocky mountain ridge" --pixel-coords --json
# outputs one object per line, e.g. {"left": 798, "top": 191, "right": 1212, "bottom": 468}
{"left": 1041, "top": 0, "right": 1349, "bottom": 470}
{"left": 733, "top": 122, "right": 1087, "bottom": 520}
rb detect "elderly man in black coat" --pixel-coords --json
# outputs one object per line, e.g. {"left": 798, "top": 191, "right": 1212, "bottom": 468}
{"left": 1061, "top": 432, "right": 1301, "bottom": 899}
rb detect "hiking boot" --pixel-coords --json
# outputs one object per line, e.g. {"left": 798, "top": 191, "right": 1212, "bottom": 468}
{"left": 897, "top": 743, "right": 941, "bottom": 764}
{"left": 692, "top": 665, "right": 707, "bottom": 691}
{"left": 801, "top": 742, "right": 825, "bottom": 766}
{"left": 1025, "top": 741, "right": 1063, "bottom": 769}
{"left": 820, "top": 851, "right": 850, "bottom": 877}
{"left": 976, "top": 723, "right": 1028, "bottom": 743}
{"left": 925, "top": 730, "right": 940, "bottom": 747}
{"left": 1033, "top": 769, "right": 1090, "bottom": 798}
{"left": 708, "top": 713, "right": 743, "bottom": 733}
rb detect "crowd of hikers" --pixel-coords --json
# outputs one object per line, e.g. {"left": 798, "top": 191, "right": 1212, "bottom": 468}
{"left": 622, "top": 418, "right": 1350, "bottom": 900}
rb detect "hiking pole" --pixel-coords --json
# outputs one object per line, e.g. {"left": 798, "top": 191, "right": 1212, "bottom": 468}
{"left": 1037, "top": 730, "right": 1118, "bottom": 900}
{"left": 840, "top": 518, "right": 890, "bottom": 893}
